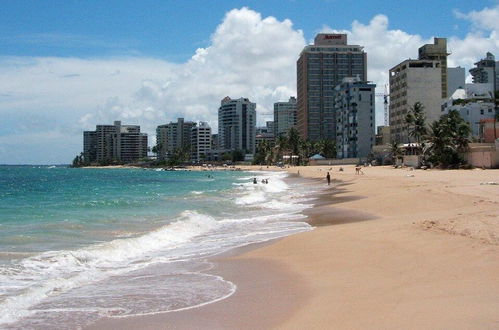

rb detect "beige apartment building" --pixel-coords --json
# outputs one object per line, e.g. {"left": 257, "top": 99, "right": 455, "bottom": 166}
{"left": 389, "top": 59, "right": 442, "bottom": 144}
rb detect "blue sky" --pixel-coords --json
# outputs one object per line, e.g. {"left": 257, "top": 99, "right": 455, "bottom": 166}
{"left": 1, "top": 1, "right": 498, "bottom": 164}
{"left": 0, "top": 0, "right": 488, "bottom": 60}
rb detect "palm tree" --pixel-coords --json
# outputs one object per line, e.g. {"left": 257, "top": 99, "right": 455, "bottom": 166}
{"left": 390, "top": 141, "right": 403, "bottom": 164}
{"left": 319, "top": 139, "right": 336, "bottom": 158}
{"left": 298, "top": 139, "right": 312, "bottom": 165}
{"left": 274, "top": 134, "right": 288, "bottom": 163}
{"left": 405, "top": 102, "right": 428, "bottom": 145}
{"left": 425, "top": 110, "right": 470, "bottom": 167}
{"left": 287, "top": 127, "right": 301, "bottom": 156}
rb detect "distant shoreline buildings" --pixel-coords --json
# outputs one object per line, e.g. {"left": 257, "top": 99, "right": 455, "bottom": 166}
{"left": 78, "top": 33, "right": 498, "bottom": 166}
{"left": 83, "top": 121, "right": 148, "bottom": 164}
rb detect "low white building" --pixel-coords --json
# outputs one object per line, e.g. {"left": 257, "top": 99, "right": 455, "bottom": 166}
{"left": 442, "top": 88, "right": 496, "bottom": 139}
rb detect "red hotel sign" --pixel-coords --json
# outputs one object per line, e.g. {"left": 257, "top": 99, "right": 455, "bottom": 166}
{"left": 324, "top": 35, "right": 343, "bottom": 39}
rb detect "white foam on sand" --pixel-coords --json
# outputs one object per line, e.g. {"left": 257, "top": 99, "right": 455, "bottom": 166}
{"left": 1, "top": 171, "right": 318, "bottom": 329}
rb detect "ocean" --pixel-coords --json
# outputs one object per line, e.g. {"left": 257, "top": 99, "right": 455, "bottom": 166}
{"left": 0, "top": 166, "right": 318, "bottom": 329}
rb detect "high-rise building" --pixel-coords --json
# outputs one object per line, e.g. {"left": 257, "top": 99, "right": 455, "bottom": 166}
{"left": 297, "top": 33, "right": 367, "bottom": 141}
{"left": 418, "top": 38, "right": 450, "bottom": 99}
{"left": 389, "top": 59, "right": 442, "bottom": 144}
{"left": 218, "top": 96, "right": 256, "bottom": 155}
{"left": 333, "top": 77, "right": 376, "bottom": 158}
{"left": 83, "top": 130, "right": 97, "bottom": 162}
{"left": 470, "top": 52, "right": 499, "bottom": 92}
{"left": 447, "top": 67, "right": 466, "bottom": 97}
{"left": 111, "top": 121, "right": 148, "bottom": 163}
{"left": 83, "top": 121, "right": 148, "bottom": 163}
{"left": 274, "top": 96, "right": 297, "bottom": 137}
{"left": 156, "top": 118, "right": 196, "bottom": 160}
{"left": 191, "top": 122, "right": 212, "bottom": 163}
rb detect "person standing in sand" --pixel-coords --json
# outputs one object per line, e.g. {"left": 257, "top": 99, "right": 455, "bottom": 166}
{"left": 326, "top": 172, "right": 331, "bottom": 185}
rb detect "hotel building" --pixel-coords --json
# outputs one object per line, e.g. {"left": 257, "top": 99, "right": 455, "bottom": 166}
{"left": 296, "top": 33, "right": 367, "bottom": 141}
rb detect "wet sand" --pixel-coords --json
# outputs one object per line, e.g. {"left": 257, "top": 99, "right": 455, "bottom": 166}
{"left": 89, "top": 165, "right": 499, "bottom": 329}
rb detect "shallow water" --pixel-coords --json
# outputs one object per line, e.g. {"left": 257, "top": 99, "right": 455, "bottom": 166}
{"left": 0, "top": 166, "right": 319, "bottom": 328}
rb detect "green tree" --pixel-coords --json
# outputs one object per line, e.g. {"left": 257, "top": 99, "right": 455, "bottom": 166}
{"left": 405, "top": 101, "right": 428, "bottom": 144}
{"left": 287, "top": 127, "right": 301, "bottom": 156}
{"left": 318, "top": 139, "right": 336, "bottom": 158}
{"left": 425, "top": 110, "right": 471, "bottom": 167}
{"left": 151, "top": 143, "right": 162, "bottom": 157}
{"left": 231, "top": 149, "right": 244, "bottom": 162}
{"left": 274, "top": 134, "right": 288, "bottom": 163}
{"left": 390, "top": 141, "right": 403, "bottom": 164}
{"left": 298, "top": 139, "right": 313, "bottom": 165}
{"left": 254, "top": 140, "right": 273, "bottom": 165}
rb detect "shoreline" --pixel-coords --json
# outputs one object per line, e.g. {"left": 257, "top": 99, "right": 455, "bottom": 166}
{"left": 87, "top": 168, "right": 320, "bottom": 329}
{"left": 90, "top": 165, "right": 499, "bottom": 329}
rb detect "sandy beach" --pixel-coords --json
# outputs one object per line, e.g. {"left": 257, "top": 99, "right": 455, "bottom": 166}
{"left": 89, "top": 165, "right": 499, "bottom": 329}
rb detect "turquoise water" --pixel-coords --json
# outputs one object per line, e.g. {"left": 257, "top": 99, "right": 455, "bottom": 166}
{"left": 0, "top": 166, "right": 316, "bottom": 328}
{"left": 0, "top": 166, "right": 245, "bottom": 253}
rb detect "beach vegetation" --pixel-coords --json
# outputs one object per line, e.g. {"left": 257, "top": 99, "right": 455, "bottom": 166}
{"left": 405, "top": 101, "right": 428, "bottom": 145}
{"left": 254, "top": 127, "right": 336, "bottom": 166}
{"left": 424, "top": 110, "right": 471, "bottom": 167}
{"left": 70, "top": 152, "right": 87, "bottom": 167}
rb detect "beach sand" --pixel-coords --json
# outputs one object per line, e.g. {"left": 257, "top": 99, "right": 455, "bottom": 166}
{"left": 89, "top": 165, "right": 499, "bottom": 329}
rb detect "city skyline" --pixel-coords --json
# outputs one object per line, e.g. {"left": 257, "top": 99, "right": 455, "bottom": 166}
{"left": 1, "top": 1, "right": 499, "bottom": 164}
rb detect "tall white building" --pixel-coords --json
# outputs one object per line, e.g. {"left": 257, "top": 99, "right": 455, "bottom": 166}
{"left": 333, "top": 77, "right": 376, "bottom": 158}
{"left": 389, "top": 59, "right": 442, "bottom": 143}
{"left": 218, "top": 96, "right": 256, "bottom": 155}
{"left": 274, "top": 96, "right": 297, "bottom": 137}
{"left": 191, "top": 122, "right": 212, "bottom": 163}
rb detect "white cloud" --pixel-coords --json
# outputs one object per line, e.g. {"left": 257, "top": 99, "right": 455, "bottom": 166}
{"left": 454, "top": 4, "right": 499, "bottom": 32}
{"left": 449, "top": 4, "right": 499, "bottom": 73}
{"left": 1, "top": 5, "right": 499, "bottom": 164}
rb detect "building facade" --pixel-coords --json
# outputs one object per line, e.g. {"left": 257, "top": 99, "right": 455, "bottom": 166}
{"left": 191, "top": 122, "right": 212, "bottom": 163}
{"left": 83, "top": 121, "right": 148, "bottom": 164}
{"left": 218, "top": 96, "right": 256, "bottom": 155}
{"left": 333, "top": 78, "right": 376, "bottom": 158}
{"left": 447, "top": 67, "right": 466, "bottom": 97}
{"left": 156, "top": 118, "right": 196, "bottom": 160}
{"left": 418, "top": 38, "right": 450, "bottom": 99}
{"left": 274, "top": 96, "right": 297, "bottom": 137}
{"left": 389, "top": 59, "right": 442, "bottom": 143}
{"left": 470, "top": 52, "right": 499, "bottom": 92}
{"left": 442, "top": 86, "right": 497, "bottom": 139}
{"left": 297, "top": 34, "right": 367, "bottom": 141}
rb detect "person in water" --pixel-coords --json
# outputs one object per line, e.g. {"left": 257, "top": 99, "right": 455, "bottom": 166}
{"left": 326, "top": 172, "right": 331, "bottom": 185}
{"left": 253, "top": 178, "right": 257, "bottom": 184}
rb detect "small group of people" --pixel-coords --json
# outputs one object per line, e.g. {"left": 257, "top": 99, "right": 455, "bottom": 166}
{"left": 252, "top": 177, "right": 269, "bottom": 184}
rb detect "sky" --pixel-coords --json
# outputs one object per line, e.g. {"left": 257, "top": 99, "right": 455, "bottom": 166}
{"left": 1, "top": 0, "right": 498, "bottom": 164}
